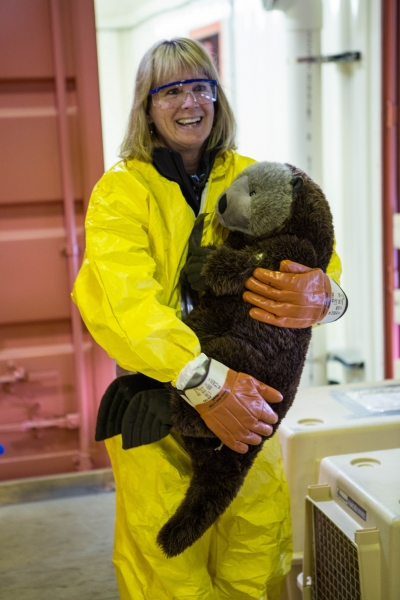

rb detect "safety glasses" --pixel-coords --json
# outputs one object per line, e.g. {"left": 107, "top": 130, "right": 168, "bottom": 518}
{"left": 149, "top": 78, "right": 218, "bottom": 110}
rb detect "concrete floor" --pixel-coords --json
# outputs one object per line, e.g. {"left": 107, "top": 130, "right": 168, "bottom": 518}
{"left": 0, "top": 470, "right": 297, "bottom": 600}
{"left": 0, "top": 471, "right": 119, "bottom": 600}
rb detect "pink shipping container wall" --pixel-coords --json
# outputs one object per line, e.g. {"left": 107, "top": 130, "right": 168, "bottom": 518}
{"left": 0, "top": 0, "right": 114, "bottom": 480}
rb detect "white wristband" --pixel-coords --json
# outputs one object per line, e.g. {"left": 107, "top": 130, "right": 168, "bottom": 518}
{"left": 318, "top": 278, "right": 348, "bottom": 324}
{"left": 178, "top": 357, "right": 229, "bottom": 407}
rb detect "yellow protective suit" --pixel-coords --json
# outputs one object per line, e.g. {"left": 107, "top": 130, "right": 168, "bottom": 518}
{"left": 72, "top": 151, "right": 342, "bottom": 600}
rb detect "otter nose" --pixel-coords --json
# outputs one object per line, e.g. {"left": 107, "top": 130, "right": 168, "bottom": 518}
{"left": 218, "top": 193, "right": 227, "bottom": 214}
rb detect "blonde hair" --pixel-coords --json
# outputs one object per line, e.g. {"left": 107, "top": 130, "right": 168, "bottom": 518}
{"left": 120, "top": 38, "right": 237, "bottom": 162}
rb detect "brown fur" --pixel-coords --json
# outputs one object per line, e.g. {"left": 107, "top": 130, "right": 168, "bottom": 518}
{"left": 156, "top": 162, "right": 334, "bottom": 557}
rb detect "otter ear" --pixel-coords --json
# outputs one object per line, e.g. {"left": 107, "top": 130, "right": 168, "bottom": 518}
{"left": 290, "top": 176, "right": 304, "bottom": 193}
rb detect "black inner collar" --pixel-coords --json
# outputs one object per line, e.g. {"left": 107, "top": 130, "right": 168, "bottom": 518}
{"left": 152, "top": 145, "right": 220, "bottom": 215}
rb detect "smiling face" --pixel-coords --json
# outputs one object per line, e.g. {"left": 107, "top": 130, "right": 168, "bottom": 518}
{"left": 147, "top": 71, "right": 215, "bottom": 167}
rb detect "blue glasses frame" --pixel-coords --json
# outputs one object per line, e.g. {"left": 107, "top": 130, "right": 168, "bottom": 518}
{"left": 148, "top": 78, "right": 218, "bottom": 96}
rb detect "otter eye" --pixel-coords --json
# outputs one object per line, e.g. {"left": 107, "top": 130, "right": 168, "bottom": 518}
{"left": 249, "top": 190, "right": 256, "bottom": 197}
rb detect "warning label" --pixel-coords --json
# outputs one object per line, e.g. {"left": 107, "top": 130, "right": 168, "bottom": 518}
{"left": 337, "top": 487, "right": 367, "bottom": 521}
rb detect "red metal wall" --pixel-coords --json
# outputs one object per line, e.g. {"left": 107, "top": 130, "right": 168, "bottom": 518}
{"left": 0, "top": 0, "right": 114, "bottom": 480}
{"left": 382, "top": 0, "right": 400, "bottom": 378}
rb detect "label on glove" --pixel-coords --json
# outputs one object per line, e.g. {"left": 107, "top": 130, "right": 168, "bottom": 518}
{"left": 318, "top": 278, "right": 348, "bottom": 324}
{"left": 183, "top": 359, "right": 229, "bottom": 406}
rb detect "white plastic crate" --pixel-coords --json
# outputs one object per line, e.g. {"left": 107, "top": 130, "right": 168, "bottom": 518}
{"left": 278, "top": 380, "right": 400, "bottom": 558}
{"left": 301, "top": 448, "right": 400, "bottom": 600}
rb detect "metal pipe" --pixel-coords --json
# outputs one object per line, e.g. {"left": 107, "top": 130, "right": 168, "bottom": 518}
{"left": 382, "top": 0, "right": 399, "bottom": 378}
{"left": 0, "top": 414, "right": 80, "bottom": 433}
{"left": 49, "top": 0, "right": 92, "bottom": 469}
{"left": 261, "top": 0, "right": 324, "bottom": 196}
{"left": 263, "top": 0, "right": 326, "bottom": 386}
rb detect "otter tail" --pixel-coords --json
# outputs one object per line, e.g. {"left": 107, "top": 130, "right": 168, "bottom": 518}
{"left": 156, "top": 438, "right": 256, "bottom": 558}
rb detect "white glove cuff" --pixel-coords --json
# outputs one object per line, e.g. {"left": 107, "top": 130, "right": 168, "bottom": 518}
{"left": 176, "top": 353, "right": 209, "bottom": 390}
{"left": 318, "top": 278, "right": 348, "bottom": 324}
{"left": 177, "top": 355, "right": 229, "bottom": 407}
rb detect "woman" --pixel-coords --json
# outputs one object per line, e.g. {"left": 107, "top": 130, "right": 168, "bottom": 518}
{"left": 73, "top": 38, "right": 345, "bottom": 600}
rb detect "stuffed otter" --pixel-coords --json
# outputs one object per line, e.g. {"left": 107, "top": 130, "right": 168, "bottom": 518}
{"left": 156, "top": 161, "right": 335, "bottom": 557}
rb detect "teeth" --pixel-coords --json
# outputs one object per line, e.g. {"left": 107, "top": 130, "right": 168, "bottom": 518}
{"left": 177, "top": 117, "right": 201, "bottom": 124}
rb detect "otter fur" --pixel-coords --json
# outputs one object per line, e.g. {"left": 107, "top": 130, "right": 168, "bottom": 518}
{"left": 156, "top": 161, "right": 335, "bottom": 558}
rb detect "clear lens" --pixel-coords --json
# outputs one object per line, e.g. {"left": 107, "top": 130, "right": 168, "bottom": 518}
{"left": 151, "top": 80, "right": 217, "bottom": 109}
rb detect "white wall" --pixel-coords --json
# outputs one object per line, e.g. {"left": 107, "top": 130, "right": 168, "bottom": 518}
{"left": 229, "top": 1, "right": 289, "bottom": 162}
{"left": 320, "top": 0, "right": 383, "bottom": 382}
{"left": 93, "top": 0, "right": 384, "bottom": 384}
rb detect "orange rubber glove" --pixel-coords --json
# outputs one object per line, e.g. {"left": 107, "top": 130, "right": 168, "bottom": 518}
{"left": 178, "top": 355, "right": 282, "bottom": 454}
{"left": 243, "top": 260, "right": 332, "bottom": 328}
